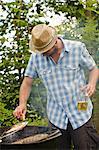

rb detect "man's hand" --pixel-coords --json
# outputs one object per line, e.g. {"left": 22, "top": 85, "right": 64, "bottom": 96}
{"left": 84, "top": 67, "right": 99, "bottom": 97}
{"left": 13, "top": 105, "right": 27, "bottom": 120}
{"left": 81, "top": 83, "right": 96, "bottom": 97}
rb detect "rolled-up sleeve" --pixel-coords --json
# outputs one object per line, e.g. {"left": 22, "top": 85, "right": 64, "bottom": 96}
{"left": 24, "top": 54, "right": 38, "bottom": 78}
{"left": 80, "top": 43, "right": 96, "bottom": 70}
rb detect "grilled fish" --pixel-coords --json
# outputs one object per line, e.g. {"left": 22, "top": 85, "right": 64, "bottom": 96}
{"left": 5, "top": 121, "right": 28, "bottom": 134}
{"left": 12, "top": 133, "right": 48, "bottom": 144}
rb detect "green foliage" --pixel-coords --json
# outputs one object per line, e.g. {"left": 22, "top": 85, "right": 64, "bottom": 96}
{"left": 29, "top": 118, "right": 48, "bottom": 126}
{"left": 26, "top": 107, "right": 48, "bottom": 126}
{"left": 0, "top": 0, "right": 99, "bottom": 128}
{"left": 45, "top": 0, "right": 84, "bottom": 18}
{"left": 0, "top": 1, "right": 30, "bottom": 108}
{"left": 78, "top": 18, "right": 99, "bottom": 56}
{"left": 0, "top": 0, "right": 45, "bottom": 126}
{"left": 0, "top": 102, "right": 19, "bottom": 126}
{"left": 0, "top": 101, "right": 48, "bottom": 127}
{"left": 45, "top": 0, "right": 99, "bottom": 20}
{"left": 0, "top": 0, "right": 44, "bottom": 100}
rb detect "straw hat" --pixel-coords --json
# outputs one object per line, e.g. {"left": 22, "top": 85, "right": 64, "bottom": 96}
{"left": 29, "top": 24, "right": 57, "bottom": 54}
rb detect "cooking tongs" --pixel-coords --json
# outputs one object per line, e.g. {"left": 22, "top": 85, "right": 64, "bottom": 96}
{"left": 0, "top": 121, "right": 28, "bottom": 142}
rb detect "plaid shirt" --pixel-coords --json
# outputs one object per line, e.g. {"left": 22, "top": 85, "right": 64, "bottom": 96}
{"left": 25, "top": 38, "right": 96, "bottom": 129}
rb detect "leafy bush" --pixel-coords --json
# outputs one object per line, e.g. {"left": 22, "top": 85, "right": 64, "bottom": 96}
{"left": 0, "top": 101, "right": 48, "bottom": 127}
{"left": 0, "top": 102, "right": 19, "bottom": 126}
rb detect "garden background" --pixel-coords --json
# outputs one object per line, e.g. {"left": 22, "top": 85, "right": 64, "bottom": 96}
{"left": 0, "top": 0, "right": 99, "bottom": 133}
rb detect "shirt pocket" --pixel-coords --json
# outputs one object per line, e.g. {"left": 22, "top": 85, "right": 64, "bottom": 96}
{"left": 61, "top": 64, "right": 79, "bottom": 70}
{"left": 59, "top": 64, "right": 79, "bottom": 82}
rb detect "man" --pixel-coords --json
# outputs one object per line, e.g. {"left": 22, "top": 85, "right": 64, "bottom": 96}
{"left": 13, "top": 24, "right": 99, "bottom": 149}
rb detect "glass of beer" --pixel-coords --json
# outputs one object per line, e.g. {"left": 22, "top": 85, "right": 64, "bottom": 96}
{"left": 77, "top": 89, "right": 88, "bottom": 111}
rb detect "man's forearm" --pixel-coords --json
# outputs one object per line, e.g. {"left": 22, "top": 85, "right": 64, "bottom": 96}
{"left": 88, "top": 67, "right": 99, "bottom": 86}
{"left": 19, "top": 77, "right": 33, "bottom": 106}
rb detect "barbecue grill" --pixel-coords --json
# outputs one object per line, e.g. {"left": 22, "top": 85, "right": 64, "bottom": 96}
{"left": 0, "top": 125, "right": 61, "bottom": 150}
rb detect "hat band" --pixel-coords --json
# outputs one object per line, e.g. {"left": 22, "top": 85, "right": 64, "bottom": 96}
{"left": 33, "top": 34, "right": 56, "bottom": 50}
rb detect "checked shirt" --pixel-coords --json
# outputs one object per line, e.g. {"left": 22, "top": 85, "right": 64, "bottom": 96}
{"left": 25, "top": 38, "right": 96, "bottom": 130}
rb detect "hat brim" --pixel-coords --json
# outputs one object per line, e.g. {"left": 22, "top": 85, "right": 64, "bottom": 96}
{"left": 29, "top": 35, "right": 57, "bottom": 54}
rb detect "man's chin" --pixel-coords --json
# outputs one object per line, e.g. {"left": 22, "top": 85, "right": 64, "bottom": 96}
{"left": 48, "top": 48, "right": 58, "bottom": 57}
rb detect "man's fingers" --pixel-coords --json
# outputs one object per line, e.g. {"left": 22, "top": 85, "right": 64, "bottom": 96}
{"left": 80, "top": 84, "right": 96, "bottom": 97}
{"left": 81, "top": 84, "right": 95, "bottom": 97}
{"left": 13, "top": 107, "right": 23, "bottom": 119}
{"left": 13, "top": 105, "right": 27, "bottom": 120}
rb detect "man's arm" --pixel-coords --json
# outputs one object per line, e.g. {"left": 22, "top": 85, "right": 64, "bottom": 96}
{"left": 19, "top": 77, "right": 33, "bottom": 106}
{"left": 79, "top": 43, "right": 99, "bottom": 97}
{"left": 89, "top": 67, "right": 99, "bottom": 87}
{"left": 13, "top": 77, "right": 33, "bottom": 120}
{"left": 82, "top": 67, "right": 99, "bottom": 97}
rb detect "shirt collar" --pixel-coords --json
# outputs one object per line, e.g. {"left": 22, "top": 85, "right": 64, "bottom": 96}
{"left": 58, "top": 36, "right": 70, "bottom": 52}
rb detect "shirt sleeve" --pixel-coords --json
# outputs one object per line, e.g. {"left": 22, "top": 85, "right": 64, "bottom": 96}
{"left": 80, "top": 43, "right": 96, "bottom": 70}
{"left": 24, "top": 54, "right": 38, "bottom": 78}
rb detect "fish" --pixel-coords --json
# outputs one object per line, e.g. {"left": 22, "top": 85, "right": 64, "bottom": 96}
{"left": 12, "top": 133, "right": 49, "bottom": 144}
{"left": 5, "top": 121, "right": 28, "bottom": 134}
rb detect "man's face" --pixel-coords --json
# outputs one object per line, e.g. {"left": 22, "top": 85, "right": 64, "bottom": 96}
{"left": 43, "top": 42, "right": 58, "bottom": 57}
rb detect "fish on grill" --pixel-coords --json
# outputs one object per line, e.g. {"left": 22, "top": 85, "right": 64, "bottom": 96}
{"left": 12, "top": 133, "right": 49, "bottom": 144}
{"left": 0, "top": 121, "right": 28, "bottom": 142}
{"left": 5, "top": 122, "right": 28, "bottom": 134}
